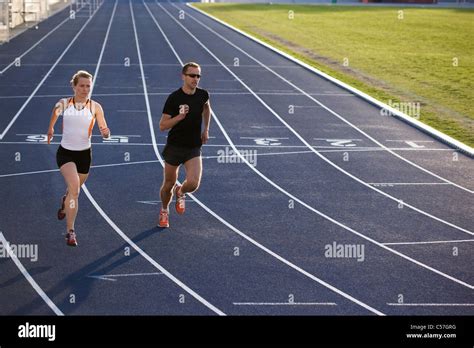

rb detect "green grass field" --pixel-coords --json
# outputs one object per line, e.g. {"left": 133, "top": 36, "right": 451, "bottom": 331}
{"left": 193, "top": 4, "right": 474, "bottom": 147}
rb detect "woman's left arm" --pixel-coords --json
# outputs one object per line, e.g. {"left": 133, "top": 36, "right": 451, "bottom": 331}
{"left": 94, "top": 101, "right": 110, "bottom": 139}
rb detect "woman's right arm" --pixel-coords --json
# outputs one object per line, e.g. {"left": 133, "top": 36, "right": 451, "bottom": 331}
{"left": 47, "top": 99, "right": 65, "bottom": 144}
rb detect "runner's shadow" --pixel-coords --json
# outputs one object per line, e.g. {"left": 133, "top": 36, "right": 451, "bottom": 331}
{"left": 10, "top": 227, "right": 161, "bottom": 315}
{"left": 1, "top": 266, "right": 51, "bottom": 288}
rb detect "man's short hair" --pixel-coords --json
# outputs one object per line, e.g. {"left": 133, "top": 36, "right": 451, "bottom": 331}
{"left": 182, "top": 62, "right": 200, "bottom": 74}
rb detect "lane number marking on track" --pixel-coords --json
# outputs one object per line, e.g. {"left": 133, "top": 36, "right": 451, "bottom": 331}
{"left": 313, "top": 138, "right": 363, "bottom": 147}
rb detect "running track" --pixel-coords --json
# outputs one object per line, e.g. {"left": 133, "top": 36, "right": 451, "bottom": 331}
{"left": 0, "top": 0, "right": 473, "bottom": 316}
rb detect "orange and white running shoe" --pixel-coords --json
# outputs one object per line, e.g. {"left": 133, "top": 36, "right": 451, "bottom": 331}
{"left": 158, "top": 208, "right": 169, "bottom": 228}
{"left": 174, "top": 185, "right": 185, "bottom": 215}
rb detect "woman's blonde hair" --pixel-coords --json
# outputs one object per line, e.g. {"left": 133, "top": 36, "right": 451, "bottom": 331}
{"left": 70, "top": 70, "right": 93, "bottom": 86}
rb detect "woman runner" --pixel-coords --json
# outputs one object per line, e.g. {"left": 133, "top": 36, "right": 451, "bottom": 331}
{"left": 47, "top": 70, "right": 110, "bottom": 246}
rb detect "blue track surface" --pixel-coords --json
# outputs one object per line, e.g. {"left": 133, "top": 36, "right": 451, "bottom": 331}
{"left": 0, "top": 0, "right": 473, "bottom": 316}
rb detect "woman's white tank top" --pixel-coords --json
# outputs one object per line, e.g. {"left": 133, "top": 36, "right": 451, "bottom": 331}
{"left": 60, "top": 98, "right": 96, "bottom": 151}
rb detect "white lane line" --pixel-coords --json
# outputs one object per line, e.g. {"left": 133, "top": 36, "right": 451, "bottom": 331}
{"left": 0, "top": 141, "right": 460, "bottom": 152}
{"left": 83, "top": 185, "right": 224, "bottom": 315}
{"left": 16, "top": 133, "right": 141, "bottom": 137}
{"left": 0, "top": 1, "right": 108, "bottom": 317}
{"left": 387, "top": 303, "right": 474, "bottom": 307}
{"left": 213, "top": 111, "right": 474, "bottom": 290}
{"left": 0, "top": 5, "right": 86, "bottom": 74}
{"left": 0, "top": 151, "right": 305, "bottom": 179}
{"left": 83, "top": 0, "right": 225, "bottom": 316}
{"left": 204, "top": 150, "right": 314, "bottom": 159}
{"left": 0, "top": 168, "right": 61, "bottom": 178}
{"left": 382, "top": 239, "right": 474, "bottom": 246}
{"left": 251, "top": 126, "right": 287, "bottom": 129}
{"left": 0, "top": 151, "right": 464, "bottom": 180}
{"left": 233, "top": 302, "right": 337, "bottom": 306}
{"left": 369, "top": 183, "right": 450, "bottom": 186}
{"left": 146, "top": 0, "right": 385, "bottom": 316}
{"left": 183, "top": 4, "right": 474, "bottom": 193}
{"left": 240, "top": 137, "right": 289, "bottom": 139}
{"left": 0, "top": 1, "right": 104, "bottom": 141}
{"left": 130, "top": 0, "right": 225, "bottom": 316}
{"left": 137, "top": 200, "right": 194, "bottom": 205}
{"left": 153, "top": 3, "right": 474, "bottom": 290}
{"left": 0, "top": 233, "right": 63, "bottom": 315}
{"left": 165, "top": 3, "right": 474, "bottom": 236}
{"left": 2, "top": 151, "right": 459, "bottom": 179}
{"left": 386, "top": 140, "right": 434, "bottom": 143}
{"left": 89, "top": 0, "right": 117, "bottom": 95}
{"left": 87, "top": 272, "right": 164, "bottom": 282}
{"left": 0, "top": 91, "right": 312, "bottom": 98}
{"left": 0, "top": 1, "right": 119, "bottom": 182}
{"left": 116, "top": 110, "right": 147, "bottom": 112}
{"left": 314, "top": 138, "right": 363, "bottom": 141}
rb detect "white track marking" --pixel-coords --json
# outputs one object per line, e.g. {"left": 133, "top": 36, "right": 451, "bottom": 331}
{"left": 0, "top": 5, "right": 86, "bottom": 74}
{"left": 89, "top": 0, "right": 117, "bottom": 95}
{"left": 161, "top": 3, "right": 474, "bottom": 236}
{"left": 0, "top": 141, "right": 459, "bottom": 152}
{"left": 213, "top": 110, "right": 474, "bottom": 289}
{"left": 0, "top": 91, "right": 353, "bottom": 99}
{"left": 233, "top": 302, "right": 337, "bottom": 306}
{"left": 16, "top": 133, "right": 141, "bottom": 137}
{"left": 0, "top": 4, "right": 107, "bottom": 318}
{"left": 183, "top": 3, "right": 474, "bottom": 193}
{"left": 137, "top": 200, "right": 194, "bottom": 205}
{"left": 68, "top": 0, "right": 226, "bottom": 316}
{"left": 387, "top": 303, "right": 474, "bottom": 307}
{"left": 83, "top": 184, "right": 225, "bottom": 315}
{"left": 152, "top": 3, "right": 474, "bottom": 290}
{"left": 0, "top": 168, "right": 60, "bottom": 178}
{"left": 0, "top": 1, "right": 104, "bottom": 140}
{"left": 369, "top": 183, "right": 450, "bottom": 186}
{"left": 1, "top": 233, "right": 63, "bottom": 315}
{"left": 0, "top": 151, "right": 460, "bottom": 179}
{"left": 87, "top": 272, "right": 164, "bottom": 281}
{"left": 123, "top": 0, "right": 225, "bottom": 315}
{"left": 382, "top": 239, "right": 474, "bottom": 246}
{"left": 141, "top": 1, "right": 385, "bottom": 316}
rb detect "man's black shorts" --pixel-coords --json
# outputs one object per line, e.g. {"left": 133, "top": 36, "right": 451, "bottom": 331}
{"left": 56, "top": 145, "right": 92, "bottom": 174}
{"left": 162, "top": 144, "right": 201, "bottom": 166}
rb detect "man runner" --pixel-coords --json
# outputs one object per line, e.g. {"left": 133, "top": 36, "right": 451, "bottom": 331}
{"left": 158, "top": 62, "right": 211, "bottom": 228}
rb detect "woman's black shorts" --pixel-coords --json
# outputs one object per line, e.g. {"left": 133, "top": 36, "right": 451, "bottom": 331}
{"left": 56, "top": 145, "right": 92, "bottom": 174}
{"left": 162, "top": 144, "right": 201, "bottom": 166}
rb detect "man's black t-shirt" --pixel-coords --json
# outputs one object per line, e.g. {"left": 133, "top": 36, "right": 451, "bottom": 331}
{"left": 162, "top": 87, "right": 209, "bottom": 148}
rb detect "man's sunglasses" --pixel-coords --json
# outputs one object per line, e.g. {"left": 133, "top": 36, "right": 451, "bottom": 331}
{"left": 185, "top": 73, "right": 201, "bottom": 78}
